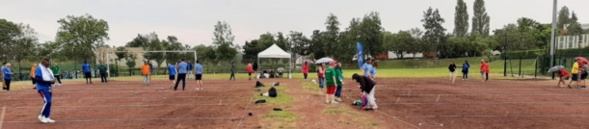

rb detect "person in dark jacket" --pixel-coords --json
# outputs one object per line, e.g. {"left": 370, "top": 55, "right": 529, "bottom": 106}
{"left": 462, "top": 60, "right": 470, "bottom": 80}
{"left": 229, "top": 62, "right": 236, "bottom": 81}
{"left": 449, "top": 61, "right": 457, "bottom": 84}
{"left": 352, "top": 73, "right": 377, "bottom": 110}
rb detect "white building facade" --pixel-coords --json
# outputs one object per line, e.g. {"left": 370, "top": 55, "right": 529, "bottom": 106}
{"left": 557, "top": 34, "right": 589, "bottom": 49}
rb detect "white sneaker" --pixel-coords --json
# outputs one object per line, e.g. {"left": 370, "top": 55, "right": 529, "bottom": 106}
{"left": 58, "top": 84, "right": 62, "bottom": 86}
{"left": 45, "top": 117, "right": 55, "bottom": 123}
{"left": 38, "top": 115, "right": 44, "bottom": 122}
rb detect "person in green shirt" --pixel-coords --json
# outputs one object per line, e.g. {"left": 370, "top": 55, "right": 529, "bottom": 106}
{"left": 98, "top": 62, "right": 108, "bottom": 83}
{"left": 50, "top": 62, "right": 62, "bottom": 86}
{"left": 334, "top": 62, "right": 344, "bottom": 102}
{"left": 324, "top": 61, "right": 339, "bottom": 104}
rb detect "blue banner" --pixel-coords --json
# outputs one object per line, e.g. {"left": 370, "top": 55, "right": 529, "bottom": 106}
{"left": 357, "top": 42, "right": 364, "bottom": 69}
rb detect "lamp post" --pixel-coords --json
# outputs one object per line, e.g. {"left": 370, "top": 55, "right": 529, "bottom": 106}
{"left": 550, "top": 0, "right": 558, "bottom": 79}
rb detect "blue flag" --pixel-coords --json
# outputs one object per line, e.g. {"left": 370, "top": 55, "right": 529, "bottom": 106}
{"left": 357, "top": 42, "right": 364, "bottom": 69}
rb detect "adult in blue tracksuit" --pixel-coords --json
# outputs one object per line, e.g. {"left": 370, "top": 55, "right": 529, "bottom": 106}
{"left": 36, "top": 59, "right": 56, "bottom": 123}
{"left": 82, "top": 61, "right": 92, "bottom": 84}
{"left": 462, "top": 60, "right": 470, "bottom": 80}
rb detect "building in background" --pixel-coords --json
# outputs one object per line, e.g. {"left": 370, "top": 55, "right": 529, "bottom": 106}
{"left": 556, "top": 23, "right": 589, "bottom": 50}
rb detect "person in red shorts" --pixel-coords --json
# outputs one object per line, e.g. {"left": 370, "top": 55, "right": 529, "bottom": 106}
{"left": 324, "top": 61, "right": 338, "bottom": 104}
{"left": 557, "top": 68, "right": 571, "bottom": 88}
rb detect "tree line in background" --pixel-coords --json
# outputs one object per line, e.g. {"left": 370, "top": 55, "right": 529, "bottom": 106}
{"left": 1, "top": 0, "right": 588, "bottom": 70}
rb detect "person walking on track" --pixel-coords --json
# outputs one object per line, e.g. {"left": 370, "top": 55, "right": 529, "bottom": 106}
{"left": 229, "top": 61, "right": 236, "bottom": 81}
{"left": 246, "top": 62, "right": 253, "bottom": 80}
{"left": 174, "top": 59, "right": 188, "bottom": 91}
{"left": 3, "top": 63, "right": 13, "bottom": 91}
{"left": 36, "top": 59, "right": 56, "bottom": 123}
{"left": 167, "top": 63, "right": 176, "bottom": 86}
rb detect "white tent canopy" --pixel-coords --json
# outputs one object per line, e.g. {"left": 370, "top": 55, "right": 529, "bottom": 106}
{"left": 257, "top": 44, "right": 292, "bottom": 79}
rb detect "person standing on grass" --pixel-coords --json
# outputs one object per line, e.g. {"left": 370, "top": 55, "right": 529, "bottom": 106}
{"left": 174, "top": 59, "right": 188, "bottom": 91}
{"left": 98, "top": 62, "right": 108, "bottom": 84}
{"left": 324, "top": 61, "right": 338, "bottom": 104}
{"left": 462, "top": 60, "right": 470, "bottom": 80}
{"left": 187, "top": 61, "right": 193, "bottom": 79}
{"left": 31, "top": 63, "right": 38, "bottom": 88}
{"left": 3, "top": 63, "right": 13, "bottom": 91}
{"left": 246, "top": 62, "right": 253, "bottom": 80}
{"left": 334, "top": 62, "right": 344, "bottom": 102}
{"left": 141, "top": 61, "right": 151, "bottom": 86}
{"left": 195, "top": 61, "right": 204, "bottom": 90}
{"left": 302, "top": 62, "right": 309, "bottom": 79}
{"left": 448, "top": 61, "right": 457, "bottom": 83}
{"left": 166, "top": 63, "right": 176, "bottom": 86}
{"left": 36, "top": 59, "right": 56, "bottom": 123}
{"left": 82, "top": 61, "right": 92, "bottom": 84}
{"left": 568, "top": 60, "right": 581, "bottom": 88}
{"left": 50, "top": 62, "right": 62, "bottom": 86}
{"left": 557, "top": 68, "right": 572, "bottom": 87}
{"left": 352, "top": 73, "right": 377, "bottom": 110}
{"left": 317, "top": 63, "right": 326, "bottom": 94}
{"left": 361, "top": 58, "right": 376, "bottom": 80}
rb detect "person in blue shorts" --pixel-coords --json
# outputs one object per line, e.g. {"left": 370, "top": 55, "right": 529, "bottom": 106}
{"left": 187, "top": 61, "right": 193, "bottom": 79}
{"left": 195, "top": 61, "right": 204, "bottom": 90}
{"left": 167, "top": 63, "right": 176, "bottom": 86}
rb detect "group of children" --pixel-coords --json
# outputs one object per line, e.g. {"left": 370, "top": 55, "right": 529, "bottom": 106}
{"left": 448, "top": 59, "right": 490, "bottom": 83}
{"left": 556, "top": 58, "right": 589, "bottom": 88}
{"left": 309, "top": 58, "right": 378, "bottom": 110}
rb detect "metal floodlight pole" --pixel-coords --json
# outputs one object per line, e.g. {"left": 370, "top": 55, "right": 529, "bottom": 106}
{"left": 550, "top": 0, "right": 558, "bottom": 79}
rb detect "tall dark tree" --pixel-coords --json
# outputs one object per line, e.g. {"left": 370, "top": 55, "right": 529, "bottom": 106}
{"left": 557, "top": 6, "right": 570, "bottom": 30}
{"left": 454, "top": 0, "right": 469, "bottom": 37}
{"left": 471, "top": 0, "right": 490, "bottom": 36}
{"left": 358, "top": 12, "right": 384, "bottom": 57}
{"left": 566, "top": 12, "right": 583, "bottom": 35}
{"left": 421, "top": 7, "right": 447, "bottom": 56}
{"left": 310, "top": 30, "right": 326, "bottom": 59}
{"left": 56, "top": 14, "right": 109, "bottom": 62}
{"left": 275, "top": 32, "right": 288, "bottom": 51}
{"left": 211, "top": 21, "right": 237, "bottom": 63}
{"left": 324, "top": 13, "right": 340, "bottom": 57}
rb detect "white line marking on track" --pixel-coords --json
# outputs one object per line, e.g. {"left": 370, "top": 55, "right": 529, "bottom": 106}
{"left": 0, "top": 106, "right": 6, "bottom": 129}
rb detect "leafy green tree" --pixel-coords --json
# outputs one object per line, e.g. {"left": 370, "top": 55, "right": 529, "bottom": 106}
{"left": 310, "top": 30, "right": 326, "bottom": 59}
{"left": 212, "top": 21, "right": 235, "bottom": 46}
{"left": 324, "top": 13, "right": 340, "bottom": 56}
{"left": 287, "top": 31, "right": 311, "bottom": 63}
{"left": 557, "top": 6, "right": 570, "bottom": 30}
{"left": 163, "top": 36, "right": 185, "bottom": 64}
{"left": 275, "top": 32, "right": 288, "bottom": 51}
{"left": 12, "top": 23, "right": 39, "bottom": 62}
{"left": 421, "top": 7, "right": 447, "bottom": 57}
{"left": 125, "top": 52, "right": 137, "bottom": 75}
{"left": 454, "top": 0, "right": 469, "bottom": 37}
{"left": 0, "top": 19, "right": 22, "bottom": 61}
{"left": 193, "top": 44, "right": 215, "bottom": 64}
{"left": 408, "top": 28, "right": 424, "bottom": 57}
{"left": 384, "top": 31, "right": 413, "bottom": 59}
{"left": 566, "top": 12, "right": 583, "bottom": 35}
{"left": 358, "top": 12, "right": 384, "bottom": 57}
{"left": 471, "top": 0, "right": 490, "bottom": 36}
{"left": 211, "top": 21, "right": 238, "bottom": 63}
{"left": 56, "top": 14, "right": 109, "bottom": 62}
{"left": 242, "top": 40, "right": 261, "bottom": 63}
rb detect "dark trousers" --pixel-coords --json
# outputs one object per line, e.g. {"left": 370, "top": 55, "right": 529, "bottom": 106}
{"left": 462, "top": 72, "right": 468, "bottom": 79}
{"left": 174, "top": 74, "right": 187, "bottom": 90}
{"left": 53, "top": 75, "right": 62, "bottom": 84}
{"left": 486, "top": 73, "right": 489, "bottom": 81}
{"left": 229, "top": 72, "right": 235, "bottom": 81}
{"left": 335, "top": 85, "right": 343, "bottom": 97}
{"left": 3, "top": 79, "right": 10, "bottom": 91}
{"left": 304, "top": 73, "right": 308, "bottom": 79}
{"left": 100, "top": 73, "right": 107, "bottom": 83}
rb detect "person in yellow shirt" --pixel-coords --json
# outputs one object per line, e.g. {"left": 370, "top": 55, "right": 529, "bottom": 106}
{"left": 568, "top": 60, "right": 580, "bottom": 88}
{"left": 30, "top": 63, "right": 38, "bottom": 89}
{"left": 141, "top": 61, "right": 151, "bottom": 86}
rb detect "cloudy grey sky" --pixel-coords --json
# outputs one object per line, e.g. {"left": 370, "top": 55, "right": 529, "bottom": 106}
{"left": 1, "top": 0, "right": 587, "bottom": 47}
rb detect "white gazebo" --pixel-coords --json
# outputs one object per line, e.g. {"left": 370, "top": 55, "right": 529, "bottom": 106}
{"left": 257, "top": 44, "right": 292, "bottom": 79}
